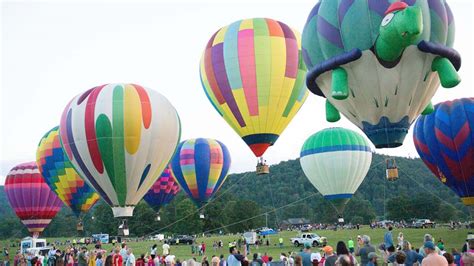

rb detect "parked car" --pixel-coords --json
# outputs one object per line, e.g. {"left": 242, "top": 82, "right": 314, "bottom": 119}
{"left": 169, "top": 235, "right": 195, "bottom": 245}
{"left": 290, "top": 233, "right": 322, "bottom": 247}
{"left": 301, "top": 225, "right": 313, "bottom": 232}
{"left": 412, "top": 219, "right": 435, "bottom": 228}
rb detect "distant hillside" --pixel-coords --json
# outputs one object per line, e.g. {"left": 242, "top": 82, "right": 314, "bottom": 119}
{"left": 0, "top": 153, "right": 469, "bottom": 238}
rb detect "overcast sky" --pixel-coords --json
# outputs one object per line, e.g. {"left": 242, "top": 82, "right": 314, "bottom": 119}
{"left": 1, "top": 0, "right": 473, "bottom": 185}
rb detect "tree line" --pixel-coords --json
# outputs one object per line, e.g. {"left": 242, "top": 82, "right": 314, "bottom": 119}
{"left": 0, "top": 153, "right": 470, "bottom": 239}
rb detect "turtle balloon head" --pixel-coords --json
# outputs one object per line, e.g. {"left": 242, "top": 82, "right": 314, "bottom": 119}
{"left": 377, "top": 2, "right": 423, "bottom": 62}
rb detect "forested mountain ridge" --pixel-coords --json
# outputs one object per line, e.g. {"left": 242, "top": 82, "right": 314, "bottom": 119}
{"left": 0, "top": 153, "right": 468, "bottom": 238}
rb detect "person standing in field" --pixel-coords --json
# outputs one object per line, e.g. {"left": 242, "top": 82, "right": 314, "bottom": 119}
{"left": 347, "top": 238, "right": 355, "bottom": 254}
{"left": 355, "top": 235, "right": 376, "bottom": 266}
{"left": 112, "top": 248, "right": 122, "bottom": 266}
{"left": 162, "top": 242, "right": 170, "bottom": 257}
{"left": 125, "top": 249, "right": 135, "bottom": 266}
{"left": 383, "top": 226, "right": 394, "bottom": 251}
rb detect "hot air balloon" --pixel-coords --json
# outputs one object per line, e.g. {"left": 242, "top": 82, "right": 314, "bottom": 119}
{"left": 143, "top": 165, "right": 180, "bottom": 221}
{"left": 5, "top": 162, "right": 63, "bottom": 237}
{"left": 36, "top": 126, "right": 100, "bottom": 230}
{"left": 200, "top": 18, "right": 308, "bottom": 174}
{"left": 413, "top": 97, "right": 473, "bottom": 206}
{"left": 300, "top": 128, "right": 372, "bottom": 214}
{"left": 302, "top": 0, "right": 461, "bottom": 148}
{"left": 59, "top": 83, "right": 181, "bottom": 223}
{"left": 171, "top": 138, "right": 231, "bottom": 217}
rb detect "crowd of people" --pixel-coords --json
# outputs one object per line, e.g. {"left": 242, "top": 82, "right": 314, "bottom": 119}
{"left": 2, "top": 226, "right": 474, "bottom": 266}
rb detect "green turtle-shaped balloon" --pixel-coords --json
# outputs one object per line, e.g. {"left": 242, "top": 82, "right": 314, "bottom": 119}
{"left": 302, "top": 0, "right": 461, "bottom": 148}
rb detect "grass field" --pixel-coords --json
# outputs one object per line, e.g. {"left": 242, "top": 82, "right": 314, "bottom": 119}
{"left": 1, "top": 227, "right": 470, "bottom": 264}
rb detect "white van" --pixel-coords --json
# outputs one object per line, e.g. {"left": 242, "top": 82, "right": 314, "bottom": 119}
{"left": 20, "top": 237, "right": 51, "bottom": 256}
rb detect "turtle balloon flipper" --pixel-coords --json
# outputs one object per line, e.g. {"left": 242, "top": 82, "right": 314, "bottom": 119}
{"left": 421, "top": 101, "right": 434, "bottom": 115}
{"left": 331, "top": 67, "right": 349, "bottom": 100}
{"left": 432, "top": 56, "right": 461, "bottom": 88}
{"left": 326, "top": 99, "right": 341, "bottom": 122}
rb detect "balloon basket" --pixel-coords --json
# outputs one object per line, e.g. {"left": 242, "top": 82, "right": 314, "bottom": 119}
{"left": 76, "top": 221, "right": 84, "bottom": 232}
{"left": 385, "top": 159, "right": 398, "bottom": 181}
{"left": 256, "top": 158, "right": 269, "bottom": 175}
{"left": 118, "top": 219, "right": 129, "bottom": 236}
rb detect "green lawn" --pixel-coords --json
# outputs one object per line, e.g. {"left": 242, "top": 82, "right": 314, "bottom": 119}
{"left": 1, "top": 227, "right": 469, "bottom": 264}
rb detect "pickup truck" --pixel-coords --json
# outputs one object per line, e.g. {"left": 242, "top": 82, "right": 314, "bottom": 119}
{"left": 169, "top": 235, "right": 195, "bottom": 245}
{"left": 290, "top": 233, "right": 322, "bottom": 247}
{"left": 412, "top": 219, "right": 435, "bottom": 228}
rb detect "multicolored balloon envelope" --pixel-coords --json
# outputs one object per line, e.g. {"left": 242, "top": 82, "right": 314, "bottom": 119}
{"left": 171, "top": 138, "right": 231, "bottom": 208}
{"left": 5, "top": 162, "right": 63, "bottom": 237}
{"left": 414, "top": 97, "right": 474, "bottom": 206}
{"left": 59, "top": 83, "right": 181, "bottom": 217}
{"left": 143, "top": 165, "right": 180, "bottom": 213}
{"left": 302, "top": 0, "right": 461, "bottom": 148}
{"left": 300, "top": 128, "right": 372, "bottom": 213}
{"left": 36, "top": 126, "right": 100, "bottom": 217}
{"left": 200, "top": 18, "right": 308, "bottom": 158}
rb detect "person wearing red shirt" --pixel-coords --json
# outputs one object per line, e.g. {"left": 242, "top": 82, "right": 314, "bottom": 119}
{"left": 113, "top": 249, "right": 123, "bottom": 266}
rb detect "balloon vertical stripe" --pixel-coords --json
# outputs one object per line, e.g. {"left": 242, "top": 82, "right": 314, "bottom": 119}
{"left": 134, "top": 84, "right": 152, "bottom": 129}
{"left": 124, "top": 85, "right": 142, "bottom": 155}
{"left": 85, "top": 86, "right": 105, "bottom": 174}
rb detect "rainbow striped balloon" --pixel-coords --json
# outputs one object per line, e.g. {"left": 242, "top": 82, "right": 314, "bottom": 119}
{"left": 36, "top": 126, "right": 100, "bottom": 217}
{"left": 59, "top": 83, "right": 181, "bottom": 217}
{"left": 171, "top": 138, "right": 231, "bottom": 207}
{"left": 200, "top": 18, "right": 308, "bottom": 157}
{"left": 5, "top": 162, "right": 63, "bottom": 236}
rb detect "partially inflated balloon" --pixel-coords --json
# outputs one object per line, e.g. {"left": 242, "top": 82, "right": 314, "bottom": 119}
{"left": 414, "top": 98, "right": 474, "bottom": 206}
{"left": 143, "top": 165, "right": 180, "bottom": 213}
{"left": 300, "top": 128, "right": 372, "bottom": 213}
{"left": 36, "top": 126, "right": 100, "bottom": 217}
{"left": 171, "top": 138, "right": 231, "bottom": 207}
{"left": 200, "top": 18, "right": 308, "bottom": 157}
{"left": 59, "top": 83, "right": 181, "bottom": 217}
{"left": 5, "top": 162, "right": 63, "bottom": 236}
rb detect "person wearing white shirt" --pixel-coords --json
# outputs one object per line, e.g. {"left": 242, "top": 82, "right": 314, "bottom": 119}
{"left": 126, "top": 249, "right": 135, "bottom": 266}
{"left": 162, "top": 243, "right": 170, "bottom": 256}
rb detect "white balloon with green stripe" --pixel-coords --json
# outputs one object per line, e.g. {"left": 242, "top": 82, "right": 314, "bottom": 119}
{"left": 300, "top": 127, "right": 372, "bottom": 213}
